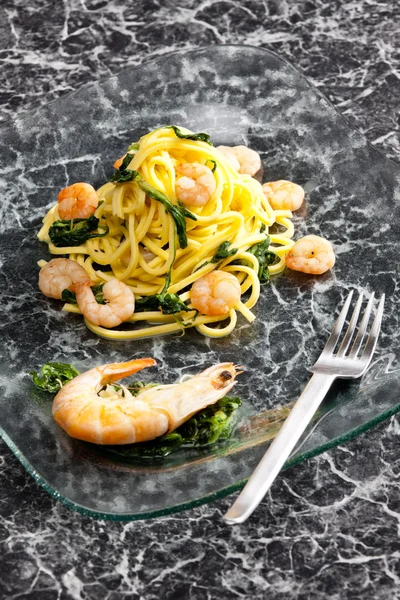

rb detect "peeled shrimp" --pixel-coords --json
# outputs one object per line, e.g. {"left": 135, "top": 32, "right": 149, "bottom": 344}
{"left": 175, "top": 162, "right": 216, "bottom": 207}
{"left": 216, "top": 145, "right": 261, "bottom": 176}
{"left": 39, "top": 258, "right": 90, "bottom": 299}
{"left": 57, "top": 182, "right": 99, "bottom": 220}
{"left": 190, "top": 270, "right": 241, "bottom": 315}
{"left": 286, "top": 235, "right": 335, "bottom": 275}
{"left": 52, "top": 359, "right": 239, "bottom": 444}
{"left": 121, "top": 246, "right": 155, "bottom": 267}
{"left": 262, "top": 180, "right": 304, "bottom": 211}
{"left": 73, "top": 278, "right": 135, "bottom": 328}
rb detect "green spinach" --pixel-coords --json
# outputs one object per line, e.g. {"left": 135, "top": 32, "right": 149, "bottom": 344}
{"left": 211, "top": 241, "right": 238, "bottom": 263}
{"left": 29, "top": 362, "right": 80, "bottom": 393}
{"left": 135, "top": 292, "right": 190, "bottom": 315}
{"left": 247, "top": 236, "right": 279, "bottom": 283}
{"left": 61, "top": 283, "right": 106, "bottom": 305}
{"left": 104, "top": 395, "right": 242, "bottom": 459}
{"left": 167, "top": 125, "right": 213, "bottom": 145}
{"left": 48, "top": 216, "right": 109, "bottom": 247}
{"left": 195, "top": 240, "right": 238, "bottom": 271}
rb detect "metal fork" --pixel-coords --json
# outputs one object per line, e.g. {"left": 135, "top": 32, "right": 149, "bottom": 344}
{"left": 223, "top": 290, "right": 385, "bottom": 525}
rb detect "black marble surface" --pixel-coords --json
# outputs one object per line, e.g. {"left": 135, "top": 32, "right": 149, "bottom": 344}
{"left": 0, "top": 1, "right": 399, "bottom": 598}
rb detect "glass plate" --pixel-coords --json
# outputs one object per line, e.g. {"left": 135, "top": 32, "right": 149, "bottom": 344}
{"left": 0, "top": 45, "right": 399, "bottom": 521}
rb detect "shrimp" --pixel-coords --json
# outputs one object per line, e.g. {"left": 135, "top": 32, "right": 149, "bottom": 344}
{"left": 73, "top": 278, "right": 135, "bottom": 328}
{"left": 216, "top": 145, "right": 261, "bottom": 176}
{"left": 52, "top": 359, "right": 239, "bottom": 444}
{"left": 121, "top": 246, "right": 155, "bottom": 267}
{"left": 175, "top": 162, "right": 216, "bottom": 207}
{"left": 140, "top": 246, "right": 156, "bottom": 262}
{"left": 286, "top": 235, "right": 335, "bottom": 275}
{"left": 39, "top": 258, "right": 90, "bottom": 300}
{"left": 262, "top": 180, "right": 304, "bottom": 211}
{"left": 57, "top": 182, "right": 99, "bottom": 220}
{"left": 190, "top": 270, "right": 241, "bottom": 315}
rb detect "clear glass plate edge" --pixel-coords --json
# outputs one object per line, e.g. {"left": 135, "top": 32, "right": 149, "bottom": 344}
{"left": 2, "top": 400, "right": 399, "bottom": 521}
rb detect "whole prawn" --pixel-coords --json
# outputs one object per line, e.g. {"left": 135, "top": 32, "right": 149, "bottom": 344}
{"left": 52, "top": 359, "right": 240, "bottom": 444}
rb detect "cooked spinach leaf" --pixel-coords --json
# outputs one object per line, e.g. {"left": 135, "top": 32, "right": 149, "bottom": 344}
{"left": 61, "top": 283, "right": 106, "bottom": 305}
{"left": 119, "top": 153, "right": 135, "bottom": 170}
{"left": 233, "top": 236, "right": 279, "bottom": 283}
{"left": 48, "top": 216, "right": 109, "bottom": 247}
{"left": 211, "top": 241, "right": 238, "bottom": 263}
{"left": 157, "top": 294, "right": 191, "bottom": 315}
{"left": 30, "top": 362, "right": 79, "bottom": 393}
{"left": 127, "top": 142, "right": 139, "bottom": 152}
{"left": 108, "top": 169, "right": 136, "bottom": 183}
{"left": 61, "top": 289, "right": 77, "bottom": 304}
{"left": 247, "top": 236, "right": 279, "bottom": 283}
{"left": 195, "top": 240, "right": 238, "bottom": 271}
{"left": 135, "top": 292, "right": 190, "bottom": 315}
{"left": 167, "top": 125, "right": 213, "bottom": 145}
{"left": 103, "top": 395, "right": 242, "bottom": 459}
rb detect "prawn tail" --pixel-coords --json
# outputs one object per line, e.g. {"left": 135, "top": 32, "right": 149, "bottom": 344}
{"left": 102, "top": 358, "right": 156, "bottom": 382}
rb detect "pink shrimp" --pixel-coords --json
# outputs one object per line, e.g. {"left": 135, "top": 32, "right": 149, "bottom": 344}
{"left": 57, "top": 182, "right": 98, "bottom": 220}
{"left": 190, "top": 271, "right": 241, "bottom": 315}
{"left": 73, "top": 279, "right": 135, "bottom": 328}
{"left": 39, "top": 258, "right": 91, "bottom": 299}
{"left": 175, "top": 163, "right": 216, "bottom": 207}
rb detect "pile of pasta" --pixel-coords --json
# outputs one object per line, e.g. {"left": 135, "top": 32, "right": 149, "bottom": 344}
{"left": 38, "top": 126, "right": 295, "bottom": 340}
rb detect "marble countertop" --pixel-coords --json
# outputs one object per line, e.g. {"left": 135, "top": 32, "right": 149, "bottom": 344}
{"left": 0, "top": 1, "right": 399, "bottom": 598}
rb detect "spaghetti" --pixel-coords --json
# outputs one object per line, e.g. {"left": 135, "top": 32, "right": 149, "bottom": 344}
{"left": 37, "top": 126, "right": 295, "bottom": 340}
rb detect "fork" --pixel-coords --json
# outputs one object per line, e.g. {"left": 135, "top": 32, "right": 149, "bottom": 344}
{"left": 223, "top": 290, "right": 385, "bottom": 525}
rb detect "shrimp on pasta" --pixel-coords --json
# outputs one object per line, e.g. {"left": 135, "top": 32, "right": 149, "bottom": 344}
{"left": 175, "top": 162, "right": 216, "bottom": 207}
{"left": 57, "top": 183, "right": 98, "bottom": 220}
{"left": 39, "top": 258, "right": 90, "bottom": 299}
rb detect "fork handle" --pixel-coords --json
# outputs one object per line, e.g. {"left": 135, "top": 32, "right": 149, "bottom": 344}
{"left": 223, "top": 373, "right": 336, "bottom": 525}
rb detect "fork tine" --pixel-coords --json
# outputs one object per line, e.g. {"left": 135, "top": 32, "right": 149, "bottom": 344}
{"left": 322, "top": 290, "right": 354, "bottom": 355}
{"left": 358, "top": 294, "right": 385, "bottom": 372}
{"left": 349, "top": 292, "right": 375, "bottom": 358}
{"left": 337, "top": 292, "right": 364, "bottom": 357}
